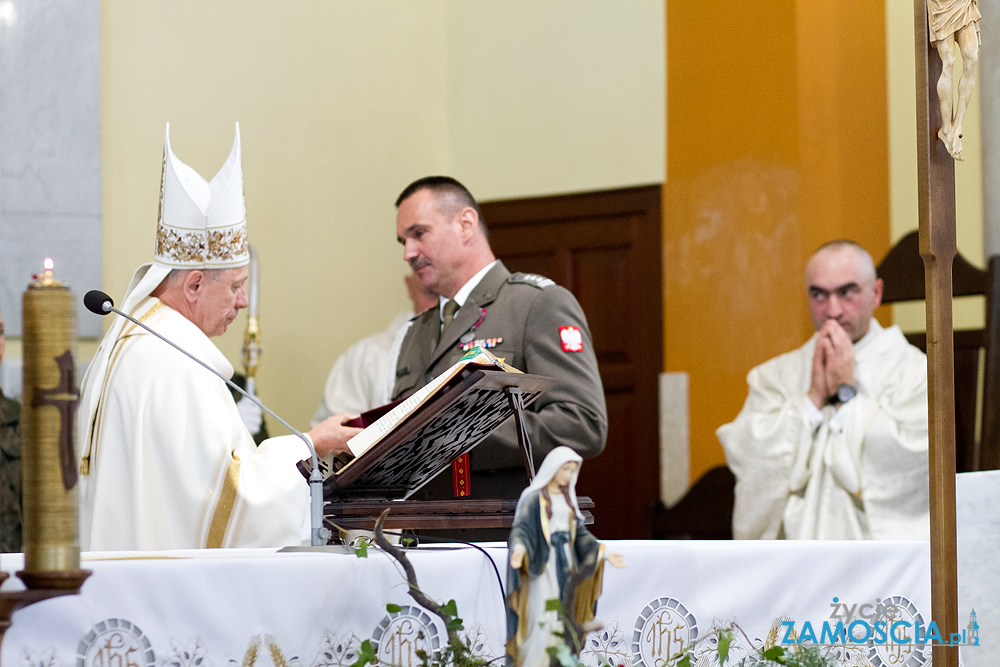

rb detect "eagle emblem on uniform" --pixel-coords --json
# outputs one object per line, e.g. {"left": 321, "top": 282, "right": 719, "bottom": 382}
{"left": 559, "top": 325, "right": 584, "bottom": 352}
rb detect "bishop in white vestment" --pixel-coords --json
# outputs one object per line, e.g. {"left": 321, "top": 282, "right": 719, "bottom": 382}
{"left": 78, "top": 124, "right": 358, "bottom": 551}
{"left": 718, "top": 241, "right": 930, "bottom": 540}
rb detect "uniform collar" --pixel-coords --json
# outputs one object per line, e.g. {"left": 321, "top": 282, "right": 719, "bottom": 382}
{"left": 440, "top": 260, "right": 498, "bottom": 316}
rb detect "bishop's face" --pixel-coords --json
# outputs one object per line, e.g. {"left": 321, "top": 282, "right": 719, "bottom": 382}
{"left": 192, "top": 266, "right": 250, "bottom": 337}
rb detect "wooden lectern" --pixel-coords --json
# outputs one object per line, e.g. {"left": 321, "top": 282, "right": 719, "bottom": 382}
{"left": 318, "top": 366, "right": 593, "bottom": 534}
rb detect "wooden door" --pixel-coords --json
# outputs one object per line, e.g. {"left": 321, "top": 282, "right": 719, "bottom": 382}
{"left": 482, "top": 184, "right": 662, "bottom": 538}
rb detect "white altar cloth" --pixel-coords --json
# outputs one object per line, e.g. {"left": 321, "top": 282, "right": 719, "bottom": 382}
{"left": 1, "top": 540, "right": 935, "bottom": 667}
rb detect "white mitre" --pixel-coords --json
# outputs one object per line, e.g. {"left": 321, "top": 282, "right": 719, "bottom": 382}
{"left": 155, "top": 122, "right": 249, "bottom": 269}
{"left": 79, "top": 123, "right": 251, "bottom": 451}
{"left": 116, "top": 122, "right": 251, "bottom": 323}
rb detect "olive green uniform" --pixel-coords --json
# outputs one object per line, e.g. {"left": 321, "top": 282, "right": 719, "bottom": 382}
{"left": 392, "top": 262, "right": 607, "bottom": 500}
{"left": 0, "top": 389, "right": 21, "bottom": 552}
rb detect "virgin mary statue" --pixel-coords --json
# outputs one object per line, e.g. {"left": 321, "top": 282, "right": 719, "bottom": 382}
{"left": 505, "top": 447, "right": 622, "bottom": 667}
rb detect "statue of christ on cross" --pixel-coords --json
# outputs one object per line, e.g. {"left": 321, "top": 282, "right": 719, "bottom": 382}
{"left": 927, "top": 0, "right": 981, "bottom": 161}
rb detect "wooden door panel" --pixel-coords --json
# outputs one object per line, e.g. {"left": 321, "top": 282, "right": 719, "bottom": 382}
{"left": 574, "top": 246, "right": 632, "bottom": 367}
{"left": 494, "top": 253, "right": 557, "bottom": 282}
{"left": 483, "top": 185, "right": 662, "bottom": 538}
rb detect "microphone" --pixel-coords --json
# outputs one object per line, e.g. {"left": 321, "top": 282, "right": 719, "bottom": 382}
{"left": 83, "top": 289, "right": 329, "bottom": 546}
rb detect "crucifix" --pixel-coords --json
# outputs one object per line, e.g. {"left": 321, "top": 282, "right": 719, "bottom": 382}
{"left": 926, "top": 0, "right": 981, "bottom": 161}
{"left": 913, "top": 2, "right": 979, "bottom": 666}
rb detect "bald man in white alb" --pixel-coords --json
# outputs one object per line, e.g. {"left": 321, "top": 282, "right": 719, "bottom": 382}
{"left": 718, "top": 240, "right": 930, "bottom": 540}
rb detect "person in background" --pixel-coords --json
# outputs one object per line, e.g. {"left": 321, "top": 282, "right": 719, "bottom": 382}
{"left": 0, "top": 304, "right": 22, "bottom": 553}
{"left": 718, "top": 240, "right": 930, "bottom": 540}
{"left": 311, "top": 273, "right": 437, "bottom": 426}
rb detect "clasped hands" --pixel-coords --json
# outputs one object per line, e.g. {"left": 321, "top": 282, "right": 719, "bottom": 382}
{"left": 808, "top": 320, "right": 855, "bottom": 409}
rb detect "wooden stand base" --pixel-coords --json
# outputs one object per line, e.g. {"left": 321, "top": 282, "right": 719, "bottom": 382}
{"left": 324, "top": 496, "right": 594, "bottom": 533}
{"left": 0, "top": 569, "right": 91, "bottom": 647}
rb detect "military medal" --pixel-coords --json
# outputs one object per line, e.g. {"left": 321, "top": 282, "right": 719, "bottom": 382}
{"left": 459, "top": 308, "right": 487, "bottom": 344}
{"left": 461, "top": 337, "right": 504, "bottom": 352}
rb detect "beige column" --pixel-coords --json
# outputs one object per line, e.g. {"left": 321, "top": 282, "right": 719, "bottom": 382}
{"left": 982, "top": 0, "right": 1000, "bottom": 257}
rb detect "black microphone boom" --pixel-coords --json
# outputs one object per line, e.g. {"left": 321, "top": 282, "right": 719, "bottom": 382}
{"left": 82, "top": 289, "right": 329, "bottom": 546}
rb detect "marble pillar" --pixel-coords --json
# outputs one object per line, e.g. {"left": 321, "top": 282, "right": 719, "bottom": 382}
{"left": 0, "top": 0, "right": 102, "bottom": 338}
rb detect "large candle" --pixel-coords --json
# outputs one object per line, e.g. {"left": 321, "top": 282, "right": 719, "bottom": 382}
{"left": 19, "top": 259, "right": 86, "bottom": 587}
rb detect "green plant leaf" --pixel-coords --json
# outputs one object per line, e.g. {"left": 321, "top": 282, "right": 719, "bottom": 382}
{"left": 349, "top": 639, "right": 377, "bottom": 667}
{"left": 441, "top": 599, "right": 459, "bottom": 616}
{"left": 762, "top": 645, "right": 787, "bottom": 663}
{"left": 545, "top": 598, "right": 563, "bottom": 612}
{"left": 677, "top": 653, "right": 692, "bottom": 667}
{"left": 354, "top": 541, "right": 369, "bottom": 558}
{"left": 447, "top": 618, "right": 465, "bottom": 631}
{"left": 386, "top": 603, "right": 403, "bottom": 613}
{"left": 717, "top": 628, "right": 732, "bottom": 664}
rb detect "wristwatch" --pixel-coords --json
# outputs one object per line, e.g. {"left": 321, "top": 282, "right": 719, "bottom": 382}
{"left": 829, "top": 383, "right": 857, "bottom": 406}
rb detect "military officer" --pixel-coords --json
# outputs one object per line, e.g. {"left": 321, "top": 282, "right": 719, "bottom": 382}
{"left": 393, "top": 176, "right": 607, "bottom": 502}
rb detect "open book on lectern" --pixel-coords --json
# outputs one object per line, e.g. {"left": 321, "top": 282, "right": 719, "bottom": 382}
{"left": 297, "top": 346, "right": 554, "bottom": 500}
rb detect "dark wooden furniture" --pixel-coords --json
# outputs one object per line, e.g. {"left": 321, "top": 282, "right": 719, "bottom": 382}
{"left": 483, "top": 185, "right": 662, "bottom": 538}
{"left": 876, "top": 230, "right": 1000, "bottom": 471}
{"left": 324, "top": 497, "right": 594, "bottom": 532}
{"left": 644, "top": 466, "right": 734, "bottom": 540}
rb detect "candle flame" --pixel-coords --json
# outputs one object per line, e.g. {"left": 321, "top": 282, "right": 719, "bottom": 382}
{"left": 43, "top": 258, "right": 54, "bottom": 271}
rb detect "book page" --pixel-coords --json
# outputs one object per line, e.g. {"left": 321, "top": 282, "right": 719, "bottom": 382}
{"left": 345, "top": 346, "right": 518, "bottom": 458}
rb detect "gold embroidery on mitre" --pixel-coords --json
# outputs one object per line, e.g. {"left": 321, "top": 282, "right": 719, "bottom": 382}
{"left": 155, "top": 224, "right": 248, "bottom": 265}
{"left": 156, "top": 147, "right": 166, "bottom": 227}
{"left": 208, "top": 225, "right": 248, "bottom": 261}
{"left": 156, "top": 227, "right": 207, "bottom": 264}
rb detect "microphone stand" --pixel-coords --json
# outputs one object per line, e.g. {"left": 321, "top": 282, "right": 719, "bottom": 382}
{"left": 88, "top": 294, "right": 329, "bottom": 546}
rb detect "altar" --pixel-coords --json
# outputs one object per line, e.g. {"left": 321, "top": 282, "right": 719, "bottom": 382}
{"left": 1, "top": 540, "right": 932, "bottom": 667}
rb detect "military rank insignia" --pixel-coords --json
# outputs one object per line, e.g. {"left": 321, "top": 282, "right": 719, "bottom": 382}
{"left": 559, "top": 326, "right": 584, "bottom": 352}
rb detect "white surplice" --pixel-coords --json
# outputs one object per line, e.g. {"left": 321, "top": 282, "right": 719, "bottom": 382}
{"left": 718, "top": 320, "right": 930, "bottom": 540}
{"left": 78, "top": 297, "right": 310, "bottom": 551}
{"left": 310, "top": 311, "right": 412, "bottom": 427}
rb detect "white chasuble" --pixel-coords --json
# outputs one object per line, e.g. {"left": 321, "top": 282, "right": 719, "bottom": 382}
{"left": 718, "top": 320, "right": 930, "bottom": 540}
{"left": 78, "top": 298, "right": 310, "bottom": 551}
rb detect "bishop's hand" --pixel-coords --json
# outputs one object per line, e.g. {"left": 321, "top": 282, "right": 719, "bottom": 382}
{"left": 308, "top": 412, "right": 362, "bottom": 457}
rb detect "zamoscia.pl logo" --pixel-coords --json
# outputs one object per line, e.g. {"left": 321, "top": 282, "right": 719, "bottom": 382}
{"left": 780, "top": 596, "right": 981, "bottom": 649}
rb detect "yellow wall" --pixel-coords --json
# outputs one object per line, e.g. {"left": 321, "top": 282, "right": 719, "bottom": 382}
{"left": 885, "top": 0, "right": 984, "bottom": 332}
{"left": 665, "top": 0, "right": 892, "bottom": 482}
{"left": 446, "top": 2, "right": 666, "bottom": 200}
{"left": 95, "top": 1, "right": 665, "bottom": 431}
